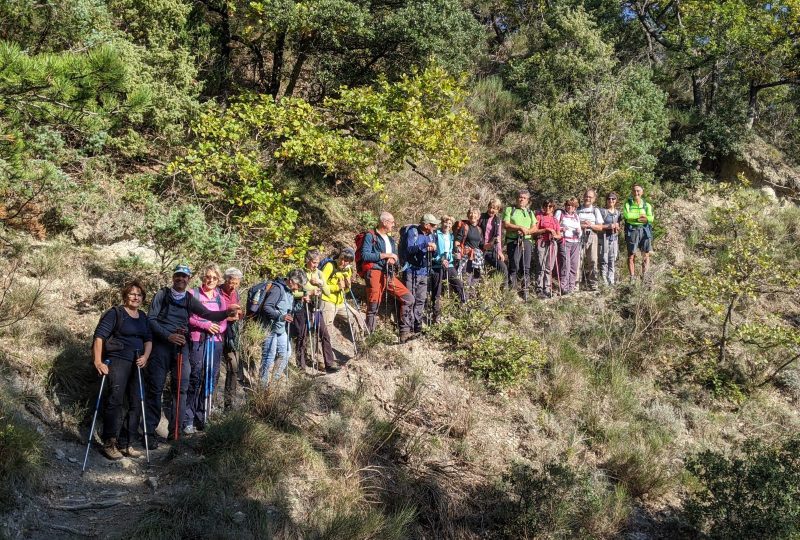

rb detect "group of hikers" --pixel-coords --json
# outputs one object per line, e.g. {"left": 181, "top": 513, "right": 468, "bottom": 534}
{"left": 88, "top": 185, "right": 654, "bottom": 462}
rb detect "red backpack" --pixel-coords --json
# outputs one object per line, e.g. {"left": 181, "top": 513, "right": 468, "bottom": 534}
{"left": 354, "top": 229, "right": 376, "bottom": 278}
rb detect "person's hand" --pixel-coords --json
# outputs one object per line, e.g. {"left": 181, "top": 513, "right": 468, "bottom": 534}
{"left": 638, "top": 215, "right": 648, "bottom": 223}
{"left": 426, "top": 242, "right": 437, "bottom": 252}
{"left": 136, "top": 355, "right": 148, "bottom": 368}
{"left": 382, "top": 253, "right": 398, "bottom": 264}
{"left": 303, "top": 294, "right": 311, "bottom": 303}
{"left": 442, "top": 259, "right": 449, "bottom": 268}
{"left": 581, "top": 220, "right": 590, "bottom": 228}
{"left": 284, "top": 314, "right": 294, "bottom": 322}
{"left": 208, "top": 323, "right": 221, "bottom": 335}
{"left": 499, "top": 252, "right": 506, "bottom": 262}
{"left": 226, "top": 304, "right": 241, "bottom": 317}
{"left": 310, "top": 276, "right": 322, "bottom": 286}
{"left": 168, "top": 333, "right": 186, "bottom": 346}
{"left": 94, "top": 360, "right": 109, "bottom": 376}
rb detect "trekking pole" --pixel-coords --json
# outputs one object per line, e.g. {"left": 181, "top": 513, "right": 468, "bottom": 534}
{"left": 425, "top": 251, "right": 433, "bottom": 327}
{"left": 208, "top": 338, "right": 216, "bottom": 420}
{"left": 342, "top": 290, "right": 358, "bottom": 356}
{"left": 518, "top": 237, "right": 528, "bottom": 301}
{"left": 286, "top": 317, "right": 292, "bottom": 381}
{"left": 82, "top": 359, "right": 110, "bottom": 473}
{"left": 202, "top": 333, "right": 209, "bottom": 427}
{"left": 135, "top": 350, "right": 150, "bottom": 464}
{"left": 173, "top": 327, "right": 186, "bottom": 441}
{"left": 304, "top": 301, "right": 313, "bottom": 368}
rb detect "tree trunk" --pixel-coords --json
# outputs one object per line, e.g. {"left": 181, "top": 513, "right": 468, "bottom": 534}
{"left": 706, "top": 61, "right": 718, "bottom": 115}
{"left": 746, "top": 81, "right": 758, "bottom": 130}
{"left": 692, "top": 72, "right": 705, "bottom": 114}
{"left": 269, "top": 29, "right": 287, "bottom": 99}
{"left": 283, "top": 50, "right": 308, "bottom": 98}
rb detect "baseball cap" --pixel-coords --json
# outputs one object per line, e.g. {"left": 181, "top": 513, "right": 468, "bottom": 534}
{"left": 173, "top": 264, "right": 192, "bottom": 277}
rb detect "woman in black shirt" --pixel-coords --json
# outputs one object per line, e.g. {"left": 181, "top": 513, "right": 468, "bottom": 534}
{"left": 92, "top": 280, "right": 152, "bottom": 460}
{"left": 454, "top": 208, "right": 486, "bottom": 285}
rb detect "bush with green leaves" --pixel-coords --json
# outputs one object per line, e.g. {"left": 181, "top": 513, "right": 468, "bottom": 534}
{"left": 684, "top": 437, "right": 800, "bottom": 539}
{"left": 497, "top": 461, "right": 630, "bottom": 538}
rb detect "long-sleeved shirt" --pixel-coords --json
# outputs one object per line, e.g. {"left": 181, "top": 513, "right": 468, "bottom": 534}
{"left": 403, "top": 225, "right": 436, "bottom": 276}
{"left": 478, "top": 213, "right": 503, "bottom": 256}
{"left": 321, "top": 261, "right": 353, "bottom": 305}
{"left": 188, "top": 286, "right": 228, "bottom": 343}
{"left": 93, "top": 306, "right": 152, "bottom": 362}
{"left": 623, "top": 198, "right": 654, "bottom": 227}
{"left": 260, "top": 279, "right": 297, "bottom": 335}
{"left": 433, "top": 231, "right": 455, "bottom": 268}
{"left": 148, "top": 287, "right": 230, "bottom": 342}
{"left": 360, "top": 230, "right": 396, "bottom": 273}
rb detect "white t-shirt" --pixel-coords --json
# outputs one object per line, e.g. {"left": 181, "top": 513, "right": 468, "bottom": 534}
{"left": 379, "top": 233, "right": 393, "bottom": 255}
{"left": 555, "top": 210, "right": 582, "bottom": 243}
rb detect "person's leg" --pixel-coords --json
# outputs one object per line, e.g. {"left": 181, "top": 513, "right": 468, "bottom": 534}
{"left": 292, "top": 307, "right": 308, "bottom": 368}
{"left": 587, "top": 234, "right": 599, "bottom": 290}
{"left": 642, "top": 249, "right": 651, "bottom": 276}
{"left": 543, "top": 242, "right": 555, "bottom": 295}
{"left": 535, "top": 241, "right": 547, "bottom": 294}
{"left": 316, "top": 315, "right": 338, "bottom": 368}
{"left": 608, "top": 238, "right": 619, "bottom": 285}
{"left": 144, "top": 341, "right": 170, "bottom": 438}
{"left": 101, "top": 359, "right": 129, "bottom": 443}
{"left": 321, "top": 300, "right": 337, "bottom": 333}
{"left": 447, "top": 266, "right": 466, "bottom": 303}
{"left": 223, "top": 348, "right": 238, "bottom": 410}
{"left": 185, "top": 340, "right": 204, "bottom": 430}
{"left": 208, "top": 340, "right": 223, "bottom": 413}
{"left": 569, "top": 243, "right": 580, "bottom": 293}
{"left": 429, "top": 268, "right": 443, "bottom": 323}
{"left": 626, "top": 228, "right": 640, "bottom": 279}
{"left": 272, "top": 333, "right": 290, "bottom": 381}
{"left": 507, "top": 242, "right": 520, "bottom": 290}
{"left": 259, "top": 332, "right": 278, "bottom": 385}
{"left": 558, "top": 243, "right": 568, "bottom": 292}
{"left": 365, "top": 269, "right": 383, "bottom": 333}
{"left": 389, "top": 276, "right": 413, "bottom": 335}
{"left": 121, "top": 360, "right": 142, "bottom": 449}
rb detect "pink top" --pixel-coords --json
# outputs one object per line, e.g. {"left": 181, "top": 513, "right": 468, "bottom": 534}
{"left": 188, "top": 286, "right": 228, "bottom": 342}
{"left": 535, "top": 212, "right": 561, "bottom": 244}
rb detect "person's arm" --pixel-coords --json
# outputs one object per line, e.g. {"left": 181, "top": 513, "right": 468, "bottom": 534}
{"left": 503, "top": 207, "right": 524, "bottom": 234}
{"left": 188, "top": 290, "right": 214, "bottom": 332}
{"left": 645, "top": 202, "right": 654, "bottom": 224}
{"left": 323, "top": 262, "right": 341, "bottom": 294}
{"left": 188, "top": 294, "right": 237, "bottom": 322}
{"left": 622, "top": 200, "right": 638, "bottom": 225}
{"left": 361, "top": 231, "right": 382, "bottom": 264}
{"left": 261, "top": 286, "right": 283, "bottom": 321}
{"left": 406, "top": 227, "right": 425, "bottom": 256}
{"left": 91, "top": 308, "right": 116, "bottom": 374}
{"left": 147, "top": 290, "right": 173, "bottom": 340}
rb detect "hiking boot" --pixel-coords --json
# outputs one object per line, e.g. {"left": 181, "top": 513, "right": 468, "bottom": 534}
{"left": 399, "top": 332, "right": 413, "bottom": 344}
{"left": 121, "top": 445, "right": 143, "bottom": 458}
{"left": 324, "top": 365, "right": 340, "bottom": 374}
{"left": 184, "top": 425, "right": 197, "bottom": 435}
{"left": 100, "top": 439, "right": 123, "bottom": 461}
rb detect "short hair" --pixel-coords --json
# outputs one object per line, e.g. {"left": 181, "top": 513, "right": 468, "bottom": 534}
{"left": 440, "top": 215, "right": 454, "bottom": 224}
{"left": 223, "top": 267, "right": 243, "bottom": 280}
{"left": 517, "top": 189, "right": 530, "bottom": 198}
{"left": 487, "top": 198, "right": 502, "bottom": 210}
{"left": 286, "top": 269, "right": 308, "bottom": 287}
{"left": 305, "top": 249, "right": 321, "bottom": 263}
{"left": 584, "top": 188, "right": 596, "bottom": 197}
{"left": 121, "top": 280, "right": 146, "bottom": 303}
{"left": 201, "top": 264, "right": 222, "bottom": 281}
{"left": 564, "top": 197, "right": 579, "bottom": 208}
{"left": 379, "top": 211, "right": 394, "bottom": 226}
{"left": 467, "top": 207, "right": 480, "bottom": 220}
{"left": 338, "top": 247, "right": 355, "bottom": 262}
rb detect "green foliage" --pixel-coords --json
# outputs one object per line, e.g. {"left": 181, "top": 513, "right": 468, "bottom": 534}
{"left": 172, "top": 64, "right": 473, "bottom": 275}
{"left": 498, "top": 461, "right": 631, "bottom": 538}
{"left": 684, "top": 437, "right": 800, "bottom": 539}
{"left": 0, "top": 407, "right": 43, "bottom": 511}
{"left": 139, "top": 202, "right": 238, "bottom": 274}
{"left": 673, "top": 185, "right": 800, "bottom": 391}
{"left": 470, "top": 335, "right": 547, "bottom": 390}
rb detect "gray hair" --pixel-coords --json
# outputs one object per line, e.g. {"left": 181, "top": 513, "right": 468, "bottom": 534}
{"left": 305, "top": 249, "right": 321, "bottom": 263}
{"left": 379, "top": 211, "right": 394, "bottom": 227}
{"left": 517, "top": 189, "right": 530, "bottom": 198}
{"left": 223, "top": 267, "right": 243, "bottom": 280}
{"left": 286, "top": 269, "right": 308, "bottom": 287}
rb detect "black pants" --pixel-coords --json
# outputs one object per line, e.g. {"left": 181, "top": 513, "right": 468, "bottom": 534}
{"left": 429, "top": 266, "right": 466, "bottom": 322}
{"left": 291, "top": 305, "right": 336, "bottom": 368}
{"left": 101, "top": 358, "right": 141, "bottom": 445}
{"left": 144, "top": 339, "right": 189, "bottom": 439}
{"left": 507, "top": 239, "right": 532, "bottom": 294}
{"left": 484, "top": 251, "right": 508, "bottom": 284}
{"left": 222, "top": 347, "right": 239, "bottom": 409}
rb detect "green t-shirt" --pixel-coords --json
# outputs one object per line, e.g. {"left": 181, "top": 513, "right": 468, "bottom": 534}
{"left": 503, "top": 206, "right": 534, "bottom": 241}
{"left": 622, "top": 198, "right": 654, "bottom": 227}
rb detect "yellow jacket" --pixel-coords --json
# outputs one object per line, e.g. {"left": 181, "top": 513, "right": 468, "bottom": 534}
{"left": 321, "top": 260, "right": 352, "bottom": 306}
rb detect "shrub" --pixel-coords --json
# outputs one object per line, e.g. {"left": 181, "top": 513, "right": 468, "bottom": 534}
{"left": 684, "top": 437, "right": 800, "bottom": 539}
{"left": 0, "top": 407, "right": 43, "bottom": 511}
{"left": 499, "top": 461, "right": 631, "bottom": 538}
{"left": 468, "top": 335, "right": 547, "bottom": 390}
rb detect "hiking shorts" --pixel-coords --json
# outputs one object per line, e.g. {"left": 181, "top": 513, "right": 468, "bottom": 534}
{"left": 626, "top": 226, "right": 652, "bottom": 254}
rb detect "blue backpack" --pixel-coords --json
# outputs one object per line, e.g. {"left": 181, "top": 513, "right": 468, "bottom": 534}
{"left": 398, "top": 224, "right": 416, "bottom": 269}
{"left": 245, "top": 281, "right": 273, "bottom": 322}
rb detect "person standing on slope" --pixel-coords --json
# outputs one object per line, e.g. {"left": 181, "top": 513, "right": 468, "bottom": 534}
{"left": 400, "top": 214, "right": 439, "bottom": 336}
{"left": 577, "top": 189, "right": 605, "bottom": 292}
{"left": 503, "top": 189, "right": 537, "bottom": 298}
{"left": 599, "top": 193, "right": 622, "bottom": 285}
{"left": 623, "top": 184, "right": 654, "bottom": 280}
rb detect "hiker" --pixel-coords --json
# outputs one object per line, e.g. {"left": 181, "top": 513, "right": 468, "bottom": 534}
{"left": 320, "top": 247, "right": 364, "bottom": 341}
{"left": 454, "top": 208, "right": 485, "bottom": 286}
{"left": 599, "top": 193, "right": 622, "bottom": 285}
{"left": 577, "top": 189, "right": 605, "bottom": 292}
{"left": 532, "top": 200, "right": 562, "bottom": 298}
{"left": 184, "top": 264, "right": 228, "bottom": 433}
{"left": 503, "top": 189, "right": 537, "bottom": 298}
{"left": 220, "top": 267, "right": 244, "bottom": 409}
{"left": 623, "top": 184, "right": 654, "bottom": 279}
{"left": 259, "top": 269, "right": 307, "bottom": 385}
{"left": 430, "top": 215, "right": 466, "bottom": 322}
{"left": 555, "top": 199, "right": 581, "bottom": 295}
{"left": 91, "top": 280, "right": 152, "bottom": 460}
{"left": 293, "top": 250, "right": 338, "bottom": 372}
{"left": 145, "top": 265, "right": 239, "bottom": 447}
{"left": 401, "top": 214, "right": 439, "bottom": 335}
{"left": 478, "top": 198, "right": 508, "bottom": 283}
{"left": 359, "top": 212, "right": 414, "bottom": 342}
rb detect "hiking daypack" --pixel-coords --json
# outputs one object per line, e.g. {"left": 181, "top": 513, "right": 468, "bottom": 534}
{"left": 98, "top": 305, "right": 127, "bottom": 356}
{"left": 319, "top": 257, "right": 335, "bottom": 274}
{"left": 156, "top": 286, "right": 190, "bottom": 322}
{"left": 397, "top": 224, "right": 415, "bottom": 269}
{"left": 245, "top": 281, "right": 274, "bottom": 322}
{"left": 354, "top": 230, "right": 377, "bottom": 277}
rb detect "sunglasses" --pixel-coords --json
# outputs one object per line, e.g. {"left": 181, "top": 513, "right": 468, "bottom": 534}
{"left": 607, "top": 197, "right": 617, "bottom": 201}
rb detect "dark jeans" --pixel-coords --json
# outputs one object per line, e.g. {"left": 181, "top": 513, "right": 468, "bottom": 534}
{"left": 507, "top": 239, "right": 533, "bottom": 294}
{"left": 403, "top": 272, "right": 429, "bottom": 333}
{"left": 429, "top": 266, "right": 466, "bottom": 322}
{"left": 291, "top": 305, "right": 337, "bottom": 368}
{"left": 144, "top": 339, "right": 189, "bottom": 439}
{"left": 101, "top": 358, "right": 141, "bottom": 445}
{"left": 484, "top": 251, "right": 508, "bottom": 284}
{"left": 185, "top": 338, "right": 222, "bottom": 430}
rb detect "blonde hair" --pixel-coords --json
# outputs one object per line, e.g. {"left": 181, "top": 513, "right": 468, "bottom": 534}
{"left": 202, "top": 264, "right": 223, "bottom": 281}
{"left": 487, "top": 198, "right": 502, "bottom": 211}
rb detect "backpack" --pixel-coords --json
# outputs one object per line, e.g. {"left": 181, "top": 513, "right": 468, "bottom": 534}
{"left": 354, "top": 230, "right": 376, "bottom": 277}
{"left": 319, "top": 257, "right": 335, "bottom": 274}
{"left": 245, "top": 281, "right": 274, "bottom": 322}
{"left": 156, "top": 286, "right": 189, "bottom": 322}
{"left": 453, "top": 220, "right": 472, "bottom": 261}
{"left": 397, "top": 224, "right": 415, "bottom": 269}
